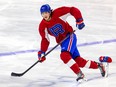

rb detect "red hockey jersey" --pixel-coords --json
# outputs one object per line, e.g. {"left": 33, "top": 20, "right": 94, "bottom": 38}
{"left": 38, "top": 6, "right": 83, "bottom": 52}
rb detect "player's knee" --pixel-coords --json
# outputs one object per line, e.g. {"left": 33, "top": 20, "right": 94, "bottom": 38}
{"left": 60, "top": 51, "right": 71, "bottom": 64}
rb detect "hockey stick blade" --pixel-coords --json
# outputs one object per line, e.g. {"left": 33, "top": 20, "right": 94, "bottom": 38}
{"left": 11, "top": 72, "right": 24, "bottom": 77}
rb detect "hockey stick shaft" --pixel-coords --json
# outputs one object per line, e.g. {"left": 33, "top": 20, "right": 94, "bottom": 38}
{"left": 11, "top": 30, "right": 76, "bottom": 77}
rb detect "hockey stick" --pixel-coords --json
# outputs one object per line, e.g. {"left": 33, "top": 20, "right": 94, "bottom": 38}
{"left": 11, "top": 30, "right": 76, "bottom": 77}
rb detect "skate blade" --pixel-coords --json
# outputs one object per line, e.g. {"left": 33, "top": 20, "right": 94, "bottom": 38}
{"left": 78, "top": 77, "right": 87, "bottom": 83}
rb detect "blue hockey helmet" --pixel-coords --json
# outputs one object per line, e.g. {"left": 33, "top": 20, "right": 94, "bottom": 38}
{"left": 40, "top": 4, "right": 51, "bottom": 14}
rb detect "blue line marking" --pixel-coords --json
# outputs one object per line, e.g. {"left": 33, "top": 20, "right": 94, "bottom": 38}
{"left": 0, "top": 39, "right": 116, "bottom": 57}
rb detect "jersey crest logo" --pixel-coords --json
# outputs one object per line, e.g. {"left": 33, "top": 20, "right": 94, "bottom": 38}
{"left": 49, "top": 24, "right": 65, "bottom": 37}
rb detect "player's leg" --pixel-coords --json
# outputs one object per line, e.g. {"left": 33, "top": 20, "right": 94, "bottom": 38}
{"left": 60, "top": 51, "right": 81, "bottom": 74}
{"left": 74, "top": 56, "right": 98, "bottom": 69}
{"left": 60, "top": 34, "right": 80, "bottom": 74}
{"left": 60, "top": 33, "right": 84, "bottom": 81}
{"left": 72, "top": 48, "right": 108, "bottom": 77}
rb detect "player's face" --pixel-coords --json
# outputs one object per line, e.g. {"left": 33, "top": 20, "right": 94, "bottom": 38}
{"left": 41, "top": 12, "right": 51, "bottom": 21}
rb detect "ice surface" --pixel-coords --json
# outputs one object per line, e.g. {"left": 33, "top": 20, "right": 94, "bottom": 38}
{"left": 0, "top": 0, "right": 116, "bottom": 87}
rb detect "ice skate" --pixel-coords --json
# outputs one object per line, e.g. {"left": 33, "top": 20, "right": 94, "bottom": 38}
{"left": 76, "top": 71, "right": 86, "bottom": 82}
{"left": 98, "top": 62, "right": 109, "bottom": 77}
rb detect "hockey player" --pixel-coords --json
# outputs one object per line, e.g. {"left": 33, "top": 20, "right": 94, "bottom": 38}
{"left": 38, "top": 4, "right": 112, "bottom": 82}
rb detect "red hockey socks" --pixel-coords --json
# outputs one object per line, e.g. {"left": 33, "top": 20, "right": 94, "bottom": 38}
{"left": 74, "top": 56, "right": 98, "bottom": 69}
{"left": 60, "top": 51, "right": 80, "bottom": 74}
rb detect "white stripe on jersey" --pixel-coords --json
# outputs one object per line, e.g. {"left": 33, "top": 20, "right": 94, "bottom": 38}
{"left": 45, "top": 28, "right": 50, "bottom": 42}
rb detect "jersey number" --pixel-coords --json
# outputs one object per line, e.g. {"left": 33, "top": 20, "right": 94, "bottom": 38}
{"left": 49, "top": 24, "right": 65, "bottom": 37}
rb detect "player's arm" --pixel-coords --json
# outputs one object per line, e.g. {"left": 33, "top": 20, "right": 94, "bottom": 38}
{"left": 54, "top": 6, "right": 85, "bottom": 29}
{"left": 38, "top": 21, "right": 50, "bottom": 62}
{"left": 39, "top": 21, "right": 50, "bottom": 52}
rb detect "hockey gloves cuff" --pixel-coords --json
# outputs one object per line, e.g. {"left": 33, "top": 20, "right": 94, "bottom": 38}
{"left": 38, "top": 51, "right": 46, "bottom": 62}
{"left": 76, "top": 18, "right": 85, "bottom": 30}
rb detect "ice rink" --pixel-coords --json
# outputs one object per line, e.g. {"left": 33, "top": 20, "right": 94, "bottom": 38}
{"left": 0, "top": 0, "right": 116, "bottom": 87}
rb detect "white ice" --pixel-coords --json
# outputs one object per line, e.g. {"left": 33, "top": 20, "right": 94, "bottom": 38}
{"left": 0, "top": 0, "right": 116, "bottom": 87}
